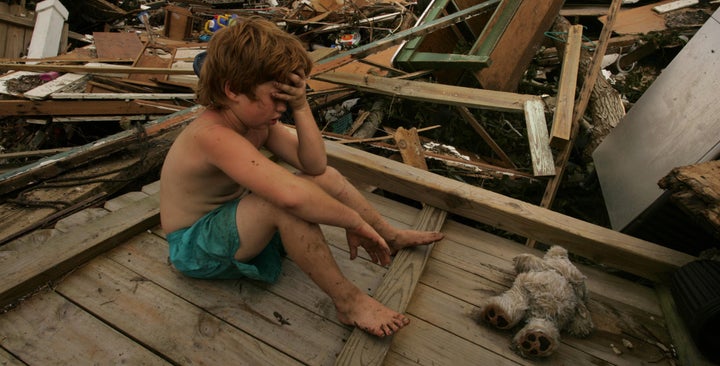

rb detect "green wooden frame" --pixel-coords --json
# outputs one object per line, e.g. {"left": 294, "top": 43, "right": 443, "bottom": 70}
{"left": 393, "top": 0, "right": 522, "bottom": 72}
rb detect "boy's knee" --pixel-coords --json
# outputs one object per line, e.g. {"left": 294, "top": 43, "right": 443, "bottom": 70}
{"left": 321, "top": 166, "right": 343, "bottom": 180}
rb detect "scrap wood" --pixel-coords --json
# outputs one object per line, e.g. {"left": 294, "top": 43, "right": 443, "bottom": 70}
{"left": 0, "top": 100, "right": 182, "bottom": 117}
{"left": 0, "top": 125, "right": 178, "bottom": 246}
{"left": 23, "top": 73, "right": 88, "bottom": 100}
{"left": 549, "top": 24, "right": 583, "bottom": 148}
{"left": 653, "top": 0, "right": 700, "bottom": 14}
{"left": 0, "top": 63, "right": 196, "bottom": 75}
{"left": 130, "top": 43, "right": 176, "bottom": 83}
{"left": 659, "top": 160, "right": 720, "bottom": 239}
{"left": 0, "top": 105, "right": 203, "bottom": 196}
{"left": 527, "top": 0, "right": 624, "bottom": 247}
{"left": 323, "top": 130, "right": 536, "bottom": 180}
{"left": 315, "top": 72, "right": 555, "bottom": 176}
{"left": 310, "top": 0, "right": 500, "bottom": 76}
{"left": 314, "top": 71, "right": 533, "bottom": 112}
{"left": 599, "top": 0, "right": 673, "bottom": 35}
{"left": 325, "top": 139, "right": 696, "bottom": 283}
{"left": 0, "top": 148, "right": 71, "bottom": 160}
{"left": 326, "top": 124, "right": 441, "bottom": 144}
{"left": 49, "top": 92, "right": 195, "bottom": 100}
{"left": 335, "top": 127, "right": 447, "bottom": 366}
{"left": 472, "top": 0, "right": 565, "bottom": 92}
{"left": 92, "top": 32, "right": 144, "bottom": 61}
{"left": 0, "top": 10, "right": 87, "bottom": 43}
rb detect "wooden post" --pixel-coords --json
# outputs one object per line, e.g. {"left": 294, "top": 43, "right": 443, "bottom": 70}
{"left": 549, "top": 25, "right": 583, "bottom": 148}
{"left": 27, "top": 0, "right": 68, "bottom": 61}
{"left": 335, "top": 128, "right": 447, "bottom": 366}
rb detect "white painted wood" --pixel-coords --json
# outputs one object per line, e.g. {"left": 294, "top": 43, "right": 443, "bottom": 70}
{"left": 23, "top": 73, "right": 86, "bottom": 100}
{"left": 524, "top": 98, "right": 555, "bottom": 176}
{"left": 27, "top": 0, "right": 69, "bottom": 60}
{"left": 653, "top": 0, "right": 699, "bottom": 13}
{"left": 49, "top": 92, "right": 196, "bottom": 100}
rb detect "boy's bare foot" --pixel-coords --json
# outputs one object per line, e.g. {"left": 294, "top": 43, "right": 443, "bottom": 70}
{"left": 385, "top": 229, "right": 444, "bottom": 254}
{"left": 335, "top": 289, "right": 410, "bottom": 337}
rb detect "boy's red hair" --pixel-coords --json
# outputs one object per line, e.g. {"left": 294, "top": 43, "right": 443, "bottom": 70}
{"left": 196, "top": 16, "right": 313, "bottom": 109}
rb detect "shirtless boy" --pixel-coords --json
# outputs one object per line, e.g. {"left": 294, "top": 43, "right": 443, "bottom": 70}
{"left": 159, "top": 16, "right": 444, "bottom": 338}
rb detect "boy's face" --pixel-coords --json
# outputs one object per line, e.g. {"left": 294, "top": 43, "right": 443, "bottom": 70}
{"left": 230, "top": 81, "right": 287, "bottom": 129}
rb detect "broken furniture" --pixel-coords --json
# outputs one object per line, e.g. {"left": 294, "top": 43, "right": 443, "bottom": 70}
{"left": 393, "top": 0, "right": 565, "bottom": 92}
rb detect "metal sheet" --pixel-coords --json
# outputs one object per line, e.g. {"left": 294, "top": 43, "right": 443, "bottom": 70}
{"left": 593, "top": 7, "right": 720, "bottom": 230}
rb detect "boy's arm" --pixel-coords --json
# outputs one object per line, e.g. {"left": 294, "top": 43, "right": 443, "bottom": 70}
{"left": 203, "top": 121, "right": 390, "bottom": 264}
{"left": 266, "top": 70, "right": 327, "bottom": 175}
{"left": 201, "top": 124, "right": 356, "bottom": 228}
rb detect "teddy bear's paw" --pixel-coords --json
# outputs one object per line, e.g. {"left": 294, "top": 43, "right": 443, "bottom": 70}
{"left": 515, "top": 329, "right": 557, "bottom": 358}
{"left": 479, "top": 303, "right": 515, "bottom": 329}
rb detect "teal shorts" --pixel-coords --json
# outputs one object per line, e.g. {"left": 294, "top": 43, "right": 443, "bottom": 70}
{"left": 167, "top": 198, "right": 285, "bottom": 283}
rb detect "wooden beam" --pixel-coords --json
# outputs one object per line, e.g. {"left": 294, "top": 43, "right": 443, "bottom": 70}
{"left": 524, "top": 99, "right": 555, "bottom": 176}
{"left": 324, "top": 140, "right": 696, "bottom": 283}
{"left": 0, "top": 148, "right": 71, "bottom": 159}
{"left": 541, "top": 1, "right": 623, "bottom": 205}
{"left": 549, "top": 24, "right": 583, "bottom": 148}
{"left": 0, "top": 106, "right": 202, "bottom": 195}
{"left": 314, "top": 72, "right": 531, "bottom": 112}
{"left": 49, "top": 92, "right": 195, "bottom": 100}
{"left": 336, "top": 128, "right": 447, "bottom": 366}
{"left": 317, "top": 72, "right": 554, "bottom": 176}
{"left": 0, "top": 63, "right": 196, "bottom": 75}
{"left": 0, "top": 100, "right": 182, "bottom": 116}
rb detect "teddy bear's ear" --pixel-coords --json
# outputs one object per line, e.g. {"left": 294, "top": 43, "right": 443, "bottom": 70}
{"left": 513, "top": 253, "right": 544, "bottom": 273}
{"left": 545, "top": 245, "right": 568, "bottom": 258}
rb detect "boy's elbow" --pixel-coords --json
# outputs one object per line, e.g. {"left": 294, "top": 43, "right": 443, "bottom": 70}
{"left": 274, "top": 187, "right": 306, "bottom": 210}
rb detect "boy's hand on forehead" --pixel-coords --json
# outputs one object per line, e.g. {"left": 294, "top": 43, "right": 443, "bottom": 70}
{"left": 272, "top": 69, "right": 310, "bottom": 112}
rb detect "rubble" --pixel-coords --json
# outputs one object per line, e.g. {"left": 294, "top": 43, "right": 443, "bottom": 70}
{"left": 1, "top": 0, "right": 718, "bottom": 246}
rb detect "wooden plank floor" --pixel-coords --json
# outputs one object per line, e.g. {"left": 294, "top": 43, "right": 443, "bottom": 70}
{"left": 0, "top": 182, "right": 677, "bottom": 365}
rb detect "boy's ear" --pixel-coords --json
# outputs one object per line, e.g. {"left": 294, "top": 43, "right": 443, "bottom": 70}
{"left": 224, "top": 82, "right": 239, "bottom": 100}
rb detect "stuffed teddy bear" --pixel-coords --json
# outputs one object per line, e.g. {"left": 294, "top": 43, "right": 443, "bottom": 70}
{"left": 475, "top": 245, "right": 594, "bottom": 358}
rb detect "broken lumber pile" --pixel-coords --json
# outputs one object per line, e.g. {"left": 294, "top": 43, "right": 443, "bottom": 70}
{"left": 1, "top": 0, "right": 718, "bottom": 250}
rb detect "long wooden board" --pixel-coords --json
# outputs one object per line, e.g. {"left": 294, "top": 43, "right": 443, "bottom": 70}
{"left": 0, "top": 177, "right": 684, "bottom": 365}
{"left": 0, "top": 99, "right": 181, "bottom": 116}
{"left": 314, "top": 72, "right": 531, "bottom": 112}
{"left": 324, "top": 139, "right": 696, "bottom": 282}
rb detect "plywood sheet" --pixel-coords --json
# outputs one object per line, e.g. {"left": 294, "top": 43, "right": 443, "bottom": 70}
{"left": 598, "top": 0, "right": 672, "bottom": 34}
{"left": 93, "top": 32, "right": 144, "bottom": 60}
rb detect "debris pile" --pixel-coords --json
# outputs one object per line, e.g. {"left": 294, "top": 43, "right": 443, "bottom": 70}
{"left": 0, "top": 0, "right": 718, "bottom": 246}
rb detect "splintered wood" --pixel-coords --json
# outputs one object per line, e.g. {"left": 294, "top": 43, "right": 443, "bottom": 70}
{"left": 659, "top": 160, "right": 720, "bottom": 239}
